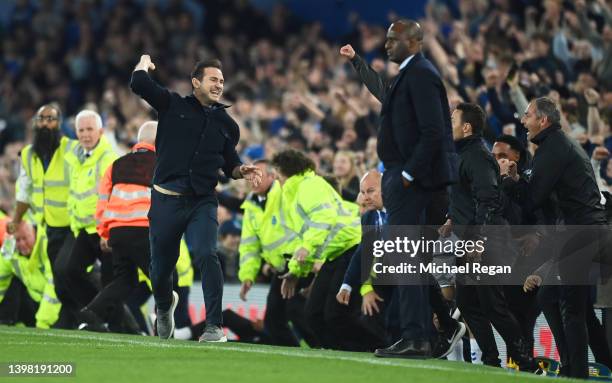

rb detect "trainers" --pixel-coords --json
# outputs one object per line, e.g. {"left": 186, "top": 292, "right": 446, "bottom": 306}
{"left": 198, "top": 325, "right": 227, "bottom": 343}
{"left": 156, "top": 291, "right": 179, "bottom": 339}
{"left": 433, "top": 321, "right": 466, "bottom": 359}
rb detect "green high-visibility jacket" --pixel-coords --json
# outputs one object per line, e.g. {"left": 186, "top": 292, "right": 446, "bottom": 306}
{"left": 238, "top": 181, "right": 300, "bottom": 282}
{"left": 65, "top": 136, "right": 118, "bottom": 236}
{"left": 0, "top": 228, "right": 60, "bottom": 328}
{"left": 17, "top": 137, "right": 76, "bottom": 227}
{"left": 280, "top": 171, "right": 361, "bottom": 277}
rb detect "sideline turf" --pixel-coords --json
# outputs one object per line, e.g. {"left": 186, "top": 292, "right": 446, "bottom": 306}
{"left": 0, "top": 326, "right": 577, "bottom": 383}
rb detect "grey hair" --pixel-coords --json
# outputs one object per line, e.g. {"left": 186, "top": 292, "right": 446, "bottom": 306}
{"left": 254, "top": 158, "right": 275, "bottom": 175}
{"left": 533, "top": 97, "right": 561, "bottom": 126}
{"left": 360, "top": 169, "right": 382, "bottom": 184}
{"left": 137, "top": 121, "right": 157, "bottom": 144}
{"left": 75, "top": 110, "right": 103, "bottom": 130}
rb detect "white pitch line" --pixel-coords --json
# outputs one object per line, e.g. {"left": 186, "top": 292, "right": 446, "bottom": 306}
{"left": 0, "top": 328, "right": 546, "bottom": 381}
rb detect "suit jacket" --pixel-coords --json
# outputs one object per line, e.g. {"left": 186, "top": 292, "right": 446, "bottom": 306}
{"left": 343, "top": 209, "right": 385, "bottom": 289}
{"left": 351, "top": 53, "right": 458, "bottom": 190}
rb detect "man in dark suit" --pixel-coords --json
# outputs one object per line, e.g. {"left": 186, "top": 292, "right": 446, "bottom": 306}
{"left": 341, "top": 19, "right": 457, "bottom": 358}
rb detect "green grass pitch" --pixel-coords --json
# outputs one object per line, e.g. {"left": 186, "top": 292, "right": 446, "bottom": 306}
{"left": 0, "top": 326, "right": 580, "bottom": 383}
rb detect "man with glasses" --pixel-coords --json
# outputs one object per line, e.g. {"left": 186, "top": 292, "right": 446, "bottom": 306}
{"left": 10, "top": 104, "right": 77, "bottom": 328}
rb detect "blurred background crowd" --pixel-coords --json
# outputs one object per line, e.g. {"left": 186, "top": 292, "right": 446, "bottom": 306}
{"left": 0, "top": 0, "right": 611, "bottom": 280}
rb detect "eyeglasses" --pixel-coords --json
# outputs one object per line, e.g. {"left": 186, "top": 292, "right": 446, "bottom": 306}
{"left": 35, "top": 116, "right": 58, "bottom": 122}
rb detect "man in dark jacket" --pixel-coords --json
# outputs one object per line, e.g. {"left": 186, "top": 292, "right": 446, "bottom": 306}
{"left": 442, "top": 102, "right": 535, "bottom": 371}
{"left": 493, "top": 135, "right": 541, "bottom": 360}
{"left": 130, "top": 55, "right": 262, "bottom": 342}
{"left": 514, "top": 97, "right": 609, "bottom": 378}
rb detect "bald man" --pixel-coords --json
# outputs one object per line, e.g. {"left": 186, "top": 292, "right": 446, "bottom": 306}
{"left": 341, "top": 20, "right": 457, "bottom": 358}
{"left": 78, "top": 122, "right": 158, "bottom": 331}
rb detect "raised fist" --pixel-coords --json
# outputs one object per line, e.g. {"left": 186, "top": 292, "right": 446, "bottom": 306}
{"left": 340, "top": 44, "right": 356, "bottom": 59}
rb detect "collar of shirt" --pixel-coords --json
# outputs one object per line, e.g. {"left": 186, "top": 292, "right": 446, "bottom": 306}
{"left": 132, "top": 142, "right": 156, "bottom": 153}
{"left": 257, "top": 195, "right": 266, "bottom": 203}
{"left": 399, "top": 55, "right": 415, "bottom": 71}
{"left": 187, "top": 95, "right": 231, "bottom": 111}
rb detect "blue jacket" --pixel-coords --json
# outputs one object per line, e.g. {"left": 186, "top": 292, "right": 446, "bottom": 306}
{"left": 343, "top": 209, "right": 386, "bottom": 289}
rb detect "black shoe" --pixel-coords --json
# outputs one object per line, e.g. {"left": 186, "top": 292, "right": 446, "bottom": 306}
{"left": 77, "top": 308, "right": 109, "bottom": 332}
{"left": 509, "top": 339, "right": 537, "bottom": 372}
{"left": 433, "top": 321, "right": 466, "bottom": 359}
{"left": 374, "top": 338, "right": 431, "bottom": 359}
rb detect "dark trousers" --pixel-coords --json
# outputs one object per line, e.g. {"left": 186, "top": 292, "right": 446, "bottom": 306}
{"left": 555, "top": 225, "right": 612, "bottom": 378}
{"left": 55, "top": 230, "right": 112, "bottom": 310}
{"left": 47, "top": 225, "right": 76, "bottom": 328}
{"left": 126, "top": 281, "right": 154, "bottom": 334}
{"left": 504, "top": 285, "right": 540, "bottom": 354}
{"left": 46, "top": 226, "right": 74, "bottom": 265}
{"left": 86, "top": 227, "right": 150, "bottom": 319}
{"left": 381, "top": 167, "right": 432, "bottom": 341}
{"left": 305, "top": 246, "right": 366, "bottom": 351}
{"left": 46, "top": 226, "right": 74, "bottom": 304}
{"left": 364, "top": 280, "right": 451, "bottom": 349}
{"left": 0, "top": 277, "right": 38, "bottom": 326}
{"left": 148, "top": 190, "right": 223, "bottom": 326}
{"left": 540, "top": 285, "right": 611, "bottom": 378}
{"left": 265, "top": 273, "right": 319, "bottom": 347}
{"left": 457, "top": 284, "right": 524, "bottom": 367}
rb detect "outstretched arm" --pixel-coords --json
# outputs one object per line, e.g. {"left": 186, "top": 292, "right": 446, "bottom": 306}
{"left": 129, "top": 55, "right": 171, "bottom": 112}
{"left": 340, "top": 44, "right": 389, "bottom": 103}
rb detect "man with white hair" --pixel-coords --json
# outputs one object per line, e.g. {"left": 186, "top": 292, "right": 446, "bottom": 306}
{"left": 54, "top": 110, "right": 118, "bottom": 323}
{"left": 77, "top": 121, "right": 158, "bottom": 331}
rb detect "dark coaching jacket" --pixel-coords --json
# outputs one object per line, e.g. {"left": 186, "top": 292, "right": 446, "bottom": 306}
{"left": 130, "top": 70, "right": 242, "bottom": 195}
{"left": 508, "top": 124, "right": 606, "bottom": 225}
{"left": 448, "top": 135, "right": 505, "bottom": 238}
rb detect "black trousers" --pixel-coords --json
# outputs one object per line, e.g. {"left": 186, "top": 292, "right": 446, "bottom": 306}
{"left": 86, "top": 227, "right": 150, "bottom": 319}
{"left": 457, "top": 284, "right": 524, "bottom": 367}
{"left": 0, "top": 277, "right": 38, "bottom": 326}
{"left": 148, "top": 190, "right": 223, "bottom": 326}
{"left": 55, "top": 230, "right": 112, "bottom": 310}
{"left": 126, "top": 281, "right": 154, "bottom": 334}
{"left": 265, "top": 272, "right": 319, "bottom": 347}
{"left": 305, "top": 246, "right": 368, "bottom": 351}
{"left": 555, "top": 225, "right": 612, "bottom": 379}
{"left": 539, "top": 285, "right": 612, "bottom": 378}
{"left": 369, "top": 276, "right": 453, "bottom": 345}
{"left": 46, "top": 226, "right": 74, "bottom": 303}
{"left": 381, "top": 167, "right": 432, "bottom": 341}
{"left": 504, "top": 285, "right": 540, "bottom": 354}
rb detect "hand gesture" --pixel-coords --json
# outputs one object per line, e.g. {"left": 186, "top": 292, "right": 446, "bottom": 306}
{"left": 362, "top": 291, "right": 384, "bottom": 316}
{"left": 293, "top": 247, "right": 309, "bottom": 265}
{"left": 279, "top": 272, "right": 298, "bottom": 299}
{"left": 135, "top": 55, "right": 156, "bottom": 72}
{"left": 100, "top": 238, "right": 112, "bottom": 253}
{"left": 518, "top": 233, "right": 540, "bottom": 257}
{"left": 239, "top": 280, "right": 252, "bottom": 301}
{"left": 340, "top": 44, "right": 356, "bottom": 59}
{"left": 593, "top": 146, "right": 610, "bottom": 161}
{"left": 336, "top": 288, "right": 351, "bottom": 305}
{"left": 438, "top": 218, "right": 453, "bottom": 238}
{"left": 584, "top": 88, "right": 600, "bottom": 105}
{"left": 523, "top": 274, "right": 542, "bottom": 292}
{"left": 240, "top": 164, "right": 263, "bottom": 188}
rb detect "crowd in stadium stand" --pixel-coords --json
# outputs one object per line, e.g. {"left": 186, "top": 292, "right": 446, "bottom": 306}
{"left": 1, "top": 0, "right": 612, "bottom": 377}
